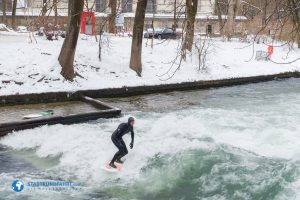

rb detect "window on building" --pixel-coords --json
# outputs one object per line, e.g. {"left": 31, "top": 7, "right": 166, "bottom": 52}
{"left": 17, "top": 0, "right": 27, "bottom": 8}
{"left": 95, "top": 0, "right": 106, "bottom": 12}
{"left": 146, "top": 0, "right": 156, "bottom": 13}
{"left": 122, "top": 0, "right": 132, "bottom": 12}
{"left": 207, "top": 24, "right": 212, "bottom": 35}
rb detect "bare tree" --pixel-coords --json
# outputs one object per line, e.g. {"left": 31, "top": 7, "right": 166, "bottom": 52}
{"left": 261, "top": 0, "right": 268, "bottom": 27}
{"left": 215, "top": 0, "right": 224, "bottom": 34}
{"left": 185, "top": 0, "right": 198, "bottom": 51}
{"left": 109, "top": 0, "right": 117, "bottom": 33}
{"left": 1, "top": 0, "right": 6, "bottom": 24}
{"left": 194, "top": 37, "right": 213, "bottom": 71}
{"left": 58, "top": 0, "right": 84, "bottom": 80}
{"left": 181, "top": 0, "right": 198, "bottom": 60}
{"left": 151, "top": 0, "right": 155, "bottom": 48}
{"left": 42, "top": 0, "right": 49, "bottom": 16}
{"left": 288, "top": 0, "right": 300, "bottom": 48}
{"left": 11, "top": 0, "right": 17, "bottom": 29}
{"left": 129, "top": 0, "right": 148, "bottom": 76}
{"left": 98, "top": 0, "right": 136, "bottom": 61}
{"left": 173, "top": 0, "right": 177, "bottom": 28}
{"left": 53, "top": 0, "right": 58, "bottom": 24}
{"left": 224, "top": 0, "right": 240, "bottom": 39}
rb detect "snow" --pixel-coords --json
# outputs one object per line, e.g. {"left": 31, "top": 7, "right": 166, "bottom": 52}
{"left": 0, "top": 24, "right": 25, "bottom": 35}
{"left": 0, "top": 23, "right": 10, "bottom": 32}
{"left": 0, "top": 32, "right": 300, "bottom": 96}
{"left": 16, "top": 26, "right": 28, "bottom": 33}
{"left": 0, "top": 24, "right": 6, "bottom": 29}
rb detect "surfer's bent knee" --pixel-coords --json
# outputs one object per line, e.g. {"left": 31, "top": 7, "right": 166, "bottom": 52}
{"left": 123, "top": 148, "right": 128, "bottom": 155}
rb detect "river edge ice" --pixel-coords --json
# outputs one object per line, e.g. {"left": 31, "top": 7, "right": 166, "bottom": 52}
{"left": 0, "top": 30, "right": 300, "bottom": 96}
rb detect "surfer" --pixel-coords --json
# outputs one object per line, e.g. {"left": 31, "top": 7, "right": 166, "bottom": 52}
{"left": 109, "top": 117, "right": 135, "bottom": 169}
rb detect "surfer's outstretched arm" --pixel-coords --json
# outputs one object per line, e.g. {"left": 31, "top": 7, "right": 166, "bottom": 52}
{"left": 130, "top": 130, "right": 134, "bottom": 149}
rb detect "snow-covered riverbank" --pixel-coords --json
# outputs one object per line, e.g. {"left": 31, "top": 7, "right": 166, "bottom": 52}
{"left": 0, "top": 32, "right": 299, "bottom": 95}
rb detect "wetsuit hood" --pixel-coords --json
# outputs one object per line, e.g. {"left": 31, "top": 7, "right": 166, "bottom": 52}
{"left": 128, "top": 117, "right": 135, "bottom": 126}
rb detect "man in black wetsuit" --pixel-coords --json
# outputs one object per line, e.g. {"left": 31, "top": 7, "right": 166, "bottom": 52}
{"left": 109, "top": 117, "right": 135, "bottom": 168}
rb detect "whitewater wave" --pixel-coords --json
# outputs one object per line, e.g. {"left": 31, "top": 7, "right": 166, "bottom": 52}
{"left": 0, "top": 109, "right": 300, "bottom": 199}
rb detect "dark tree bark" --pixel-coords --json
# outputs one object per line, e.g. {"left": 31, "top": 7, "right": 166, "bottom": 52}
{"left": 183, "top": 0, "right": 198, "bottom": 51}
{"left": 261, "top": 0, "right": 268, "bottom": 28}
{"left": 108, "top": 0, "right": 117, "bottom": 33}
{"left": 58, "top": 0, "right": 84, "bottom": 80}
{"left": 53, "top": 0, "right": 58, "bottom": 24}
{"left": 2, "top": 0, "right": 6, "bottom": 24}
{"left": 68, "top": 0, "right": 71, "bottom": 16}
{"left": 216, "top": 0, "right": 224, "bottom": 34}
{"left": 288, "top": 0, "right": 300, "bottom": 48}
{"left": 129, "top": 0, "right": 148, "bottom": 76}
{"left": 224, "top": 0, "right": 240, "bottom": 39}
{"left": 42, "top": 0, "right": 48, "bottom": 16}
{"left": 11, "top": 0, "right": 17, "bottom": 29}
{"left": 173, "top": 0, "right": 177, "bottom": 28}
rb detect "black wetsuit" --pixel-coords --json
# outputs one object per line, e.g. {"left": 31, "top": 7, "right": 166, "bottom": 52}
{"left": 110, "top": 122, "right": 134, "bottom": 164}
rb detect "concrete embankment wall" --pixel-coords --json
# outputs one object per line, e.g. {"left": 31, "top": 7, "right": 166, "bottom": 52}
{"left": 1, "top": 71, "right": 299, "bottom": 106}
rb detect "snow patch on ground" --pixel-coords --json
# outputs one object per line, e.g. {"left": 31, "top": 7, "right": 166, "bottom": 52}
{"left": 0, "top": 33, "right": 300, "bottom": 95}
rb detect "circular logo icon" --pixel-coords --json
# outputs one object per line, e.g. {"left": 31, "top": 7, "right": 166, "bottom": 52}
{"left": 12, "top": 180, "right": 24, "bottom": 192}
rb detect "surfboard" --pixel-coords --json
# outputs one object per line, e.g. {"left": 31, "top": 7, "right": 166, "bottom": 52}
{"left": 23, "top": 110, "right": 54, "bottom": 119}
{"left": 102, "top": 162, "right": 123, "bottom": 172}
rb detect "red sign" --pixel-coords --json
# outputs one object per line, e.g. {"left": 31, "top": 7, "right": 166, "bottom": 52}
{"left": 268, "top": 45, "right": 274, "bottom": 57}
{"left": 81, "top": 11, "right": 95, "bottom": 35}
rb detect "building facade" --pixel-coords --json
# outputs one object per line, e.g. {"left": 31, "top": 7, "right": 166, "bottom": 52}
{"left": 0, "top": 0, "right": 246, "bottom": 35}
{"left": 26, "top": 0, "right": 215, "bottom": 16}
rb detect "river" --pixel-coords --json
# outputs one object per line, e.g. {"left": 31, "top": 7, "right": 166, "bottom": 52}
{"left": 0, "top": 78, "right": 300, "bottom": 200}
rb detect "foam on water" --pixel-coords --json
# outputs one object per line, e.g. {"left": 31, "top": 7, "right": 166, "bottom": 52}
{"left": 0, "top": 79, "right": 300, "bottom": 199}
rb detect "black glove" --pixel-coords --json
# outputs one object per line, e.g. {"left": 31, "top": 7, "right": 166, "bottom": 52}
{"left": 130, "top": 142, "right": 134, "bottom": 149}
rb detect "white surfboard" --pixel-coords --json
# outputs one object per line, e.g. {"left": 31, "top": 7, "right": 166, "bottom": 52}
{"left": 102, "top": 162, "right": 123, "bottom": 173}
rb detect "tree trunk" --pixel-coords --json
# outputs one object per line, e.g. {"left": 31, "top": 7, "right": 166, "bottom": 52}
{"left": 58, "top": 0, "right": 84, "bottom": 80}
{"left": 216, "top": 0, "right": 223, "bottom": 34}
{"left": 151, "top": 0, "right": 155, "bottom": 48}
{"left": 261, "top": 0, "right": 267, "bottom": 28}
{"left": 129, "top": 0, "right": 147, "bottom": 76}
{"left": 68, "top": 0, "right": 71, "bottom": 16}
{"left": 1, "top": 0, "right": 6, "bottom": 23}
{"left": 183, "top": 0, "right": 198, "bottom": 51}
{"left": 297, "top": 29, "right": 300, "bottom": 49}
{"left": 42, "top": 0, "right": 48, "bottom": 16}
{"left": 288, "top": 0, "right": 300, "bottom": 48}
{"left": 2, "top": 0, "right": 6, "bottom": 23}
{"left": 11, "top": 0, "right": 17, "bottom": 29}
{"left": 53, "top": 0, "right": 58, "bottom": 24}
{"left": 173, "top": 0, "right": 177, "bottom": 29}
{"left": 224, "top": 0, "right": 240, "bottom": 39}
{"left": 108, "top": 0, "right": 117, "bottom": 33}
